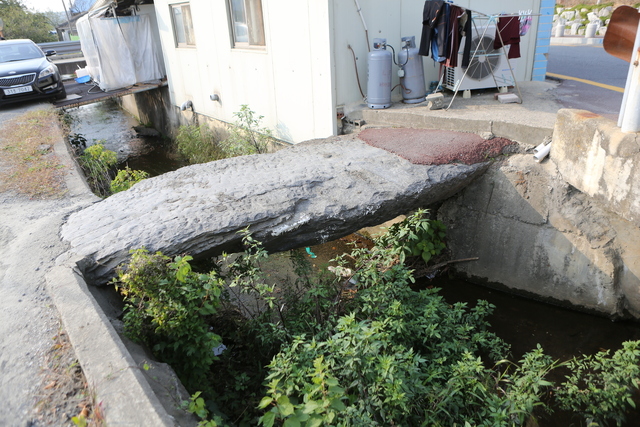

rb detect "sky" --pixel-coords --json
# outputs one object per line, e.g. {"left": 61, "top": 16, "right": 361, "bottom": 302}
{"left": 21, "top": 0, "right": 66, "bottom": 13}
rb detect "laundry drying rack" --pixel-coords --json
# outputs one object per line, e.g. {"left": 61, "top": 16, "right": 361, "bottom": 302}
{"left": 434, "top": 3, "right": 540, "bottom": 109}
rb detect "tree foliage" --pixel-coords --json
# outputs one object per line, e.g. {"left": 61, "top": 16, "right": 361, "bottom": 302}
{"left": 0, "top": 0, "right": 57, "bottom": 42}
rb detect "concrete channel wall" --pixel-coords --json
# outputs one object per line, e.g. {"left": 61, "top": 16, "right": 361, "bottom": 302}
{"left": 438, "top": 110, "right": 640, "bottom": 319}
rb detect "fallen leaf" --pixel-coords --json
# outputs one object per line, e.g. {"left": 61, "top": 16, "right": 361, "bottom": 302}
{"left": 79, "top": 406, "right": 90, "bottom": 418}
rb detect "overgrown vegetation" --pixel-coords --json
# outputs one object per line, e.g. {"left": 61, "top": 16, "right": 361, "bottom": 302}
{"left": 176, "top": 105, "right": 276, "bottom": 165}
{"left": 73, "top": 139, "right": 149, "bottom": 198}
{"left": 113, "top": 211, "right": 640, "bottom": 426}
{"left": 176, "top": 124, "right": 228, "bottom": 164}
{"left": 110, "top": 167, "right": 149, "bottom": 194}
{"left": 0, "top": 108, "right": 67, "bottom": 198}
{"left": 77, "top": 142, "right": 117, "bottom": 198}
{"left": 0, "top": 0, "right": 57, "bottom": 42}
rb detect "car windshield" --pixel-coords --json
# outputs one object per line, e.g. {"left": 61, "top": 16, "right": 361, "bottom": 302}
{"left": 0, "top": 43, "right": 44, "bottom": 64}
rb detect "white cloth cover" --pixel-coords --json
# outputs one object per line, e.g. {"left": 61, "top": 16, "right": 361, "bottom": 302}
{"left": 77, "top": 13, "right": 165, "bottom": 92}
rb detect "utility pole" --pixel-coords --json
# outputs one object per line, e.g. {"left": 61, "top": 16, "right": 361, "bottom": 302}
{"left": 61, "top": 0, "right": 73, "bottom": 41}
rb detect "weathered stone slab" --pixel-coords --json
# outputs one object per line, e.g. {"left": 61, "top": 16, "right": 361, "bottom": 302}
{"left": 62, "top": 135, "right": 489, "bottom": 283}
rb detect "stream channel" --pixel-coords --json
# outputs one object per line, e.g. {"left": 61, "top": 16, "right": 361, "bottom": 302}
{"left": 68, "top": 100, "right": 640, "bottom": 426}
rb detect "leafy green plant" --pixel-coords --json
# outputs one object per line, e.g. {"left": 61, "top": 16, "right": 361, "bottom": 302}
{"left": 110, "top": 166, "right": 149, "bottom": 193}
{"left": 223, "top": 105, "right": 275, "bottom": 156}
{"left": 555, "top": 340, "right": 640, "bottom": 426}
{"left": 77, "top": 142, "right": 117, "bottom": 198}
{"left": 258, "top": 225, "right": 522, "bottom": 426}
{"left": 380, "top": 210, "right": 447, "bottom": 264}
{"left": 112, "top": 249, "right": 224, "bottom": 388}
{"left": 183, "top": 392, "right": 226, "bottom": 427}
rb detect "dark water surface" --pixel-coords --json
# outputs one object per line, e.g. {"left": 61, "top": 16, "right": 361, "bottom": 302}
{"left": 431, "top": 277, "right": 640, "bottom": 361}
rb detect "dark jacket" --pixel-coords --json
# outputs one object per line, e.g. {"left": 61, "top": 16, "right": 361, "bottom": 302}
{"left": 418, "top": 0, "right": 445, "bottom": 57}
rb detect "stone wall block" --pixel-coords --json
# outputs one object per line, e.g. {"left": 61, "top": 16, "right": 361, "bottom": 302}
{"left": 553, "top": 109, "right": 640, "bottom": 228}
{"left": 439, "top": 154, "right": 623, "bottom": 318}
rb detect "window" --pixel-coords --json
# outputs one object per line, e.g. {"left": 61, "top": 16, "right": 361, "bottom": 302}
{"left": 171, "top": 3, "right": 196, "bottom": 47}
{"left": 229, "top": 0, "right": 265, "bottom": 47}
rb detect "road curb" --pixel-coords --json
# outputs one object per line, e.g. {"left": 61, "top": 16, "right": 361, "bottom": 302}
{"left": 550, "top": 36, "right": 604, "bottom": 45}
{"left": 46, "top": 262, "right": 177, "bottom": 426}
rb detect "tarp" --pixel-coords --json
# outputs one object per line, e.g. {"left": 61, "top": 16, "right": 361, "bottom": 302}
{"left": 77, "top": 12, "right": 165, "bottom": 92}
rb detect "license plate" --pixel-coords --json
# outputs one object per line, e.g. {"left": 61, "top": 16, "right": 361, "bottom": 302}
{"left": 4, "top": 86, "right": 33, "bottom": 95}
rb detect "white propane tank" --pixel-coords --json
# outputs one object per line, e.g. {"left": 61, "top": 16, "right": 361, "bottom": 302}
{"left": 398, "top": 36, "right": 426, "bottom": 103}
{"left": 367, "top": 38, "right": 392, "bottom": 109}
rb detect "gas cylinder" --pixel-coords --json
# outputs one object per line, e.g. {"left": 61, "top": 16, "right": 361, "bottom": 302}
{"left": 398, "top": 36, "right": 426, "bottom": 103}
{"left": 367, "top": 38, "right": 392, "bottom": 109}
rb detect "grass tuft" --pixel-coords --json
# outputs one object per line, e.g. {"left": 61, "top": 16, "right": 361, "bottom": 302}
{"left": 0, "top": 108, "right": 67, "bottom": 198}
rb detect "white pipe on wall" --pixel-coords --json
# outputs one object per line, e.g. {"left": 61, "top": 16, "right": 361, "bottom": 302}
{"left": 353, "top": 0, "right": 370, "bottom": 50}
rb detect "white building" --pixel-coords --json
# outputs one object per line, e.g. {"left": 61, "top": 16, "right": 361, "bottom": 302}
{"left": 95, "top": 0, "right": 554, "bottom": 144}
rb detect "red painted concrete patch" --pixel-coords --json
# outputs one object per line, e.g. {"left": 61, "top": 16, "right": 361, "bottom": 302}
{"left": 358, "top": 128, "right": 516, "bottom": 165}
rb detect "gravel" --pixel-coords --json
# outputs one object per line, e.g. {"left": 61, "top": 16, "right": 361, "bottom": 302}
{"left": 359, "top": 127, "right": 516, "bottom": 165}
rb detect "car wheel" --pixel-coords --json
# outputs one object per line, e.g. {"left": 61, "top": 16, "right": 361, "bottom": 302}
{"left": 55, "top": 85, "right": 67, "bottom": 100}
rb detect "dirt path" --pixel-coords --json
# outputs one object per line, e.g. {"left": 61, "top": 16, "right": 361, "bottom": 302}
{"left": 0, "top": 103, "right": 96, "bottom": 425}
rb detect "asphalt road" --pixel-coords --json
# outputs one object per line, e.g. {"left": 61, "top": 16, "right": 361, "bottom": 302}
{"left": 547, "top": 44, "right": 628, "bottom": 121}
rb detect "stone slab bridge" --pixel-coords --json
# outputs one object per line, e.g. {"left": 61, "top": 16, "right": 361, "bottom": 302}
{"left": 62, "top": 133, "right": 497, "bottom": 283}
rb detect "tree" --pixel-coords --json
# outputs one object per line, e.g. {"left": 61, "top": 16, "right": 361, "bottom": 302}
{"left": 42, "top": 11, "right": 66, "bottom": 28}
{"left": 0, "top": 0, "right": 57, "bottom": 42}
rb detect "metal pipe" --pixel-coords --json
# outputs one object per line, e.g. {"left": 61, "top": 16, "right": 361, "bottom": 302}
{"left": 353, "top": 0, "right": 370, "bottom": 51}
{"left": 61, "top": 0, "right": 73, "bottom": 41}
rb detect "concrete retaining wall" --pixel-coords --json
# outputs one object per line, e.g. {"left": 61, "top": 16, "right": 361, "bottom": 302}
{"left": 553, "top": 109, "right": 640, "bottom": 228}
{"left": 438, "top": 112, "right": 640, "bottom": 319}
{"left": 118, "top": 87, "right": 236, "bottom": 144}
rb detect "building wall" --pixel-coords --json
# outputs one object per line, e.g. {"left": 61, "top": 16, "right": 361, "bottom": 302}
{"left": 152, "top": 1, "right": 547, "bottom": 144}
{"left": 153, "top": 0, "right": 335, "bottom": 144}
{"left": 332, "top": 0, "right": 544, "bottom": 111}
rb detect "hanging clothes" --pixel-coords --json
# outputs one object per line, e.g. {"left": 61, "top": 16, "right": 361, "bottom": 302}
{"left": 460, "top": 9, "right": 473, "bottom": 67}
{"left": 444, "top": 5, "right": 461, "bottom": 67}
{"left": 494, "top": 15, "right": 521, "bottom": 59}
{"left": 444, "top": 7, "right": 473, "bottom": 68}
{"left": 418, "top": 0, "right": 445, "bottom": 58}
{"left": 420, "top": 1, "right": 472, "bottom": 67}
{"left": 519, "top": 11, "right": 532, "bottom": 36}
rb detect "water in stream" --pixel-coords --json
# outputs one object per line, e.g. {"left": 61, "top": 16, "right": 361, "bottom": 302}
{"left": 67, "top": 99, "right": 184, "bottom": 176}
{"left": 73, "top": 100, "right": 640, "bottom": 425}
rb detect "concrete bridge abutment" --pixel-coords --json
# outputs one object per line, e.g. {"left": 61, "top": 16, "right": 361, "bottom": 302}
{"left": 437, "top": 109, "right": 640, "bottom": 319}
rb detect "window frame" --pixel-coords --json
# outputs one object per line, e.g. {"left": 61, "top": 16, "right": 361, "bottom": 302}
{"left": 228, "top": 0, "right": 265, "bottom": 49}
{"left": 171, "top": 2, "right": 196, "bottom": 48}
